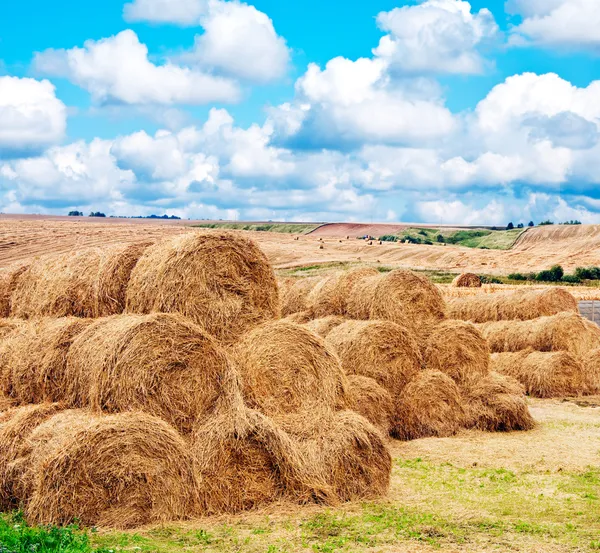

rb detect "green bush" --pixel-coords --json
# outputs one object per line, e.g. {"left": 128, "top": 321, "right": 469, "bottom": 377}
{"left": 445, "top": 230, "right": 490, "bottom": 245}
{"left": 561, "top": 275, "right": 582, "bottom": 284}
{"left": 575, "top": 267, "right": 600, "bottom": 280}
{"left": 379, "top": 235, "right": 398, "bottom": 242}
{"left": 424, "top": 240, "right": 433, "bottom": 245}
{"left": 535, "top": 265, "right": 564, "bottom": 282}
{"left": 418, "top": 230, "right": 428, "bottom": 236}
{"left": 436, "top": 234, "right": 445, "bottom": 243}
{"left": 508, "top": 273, "right": 528, "bottom": 281}
{"left": 480, "top": 275, "right": 502, "bottom": 285}
{"left": 405, "top": 236, "right": 421, "bottom": 244}
{"left": 539, "top": 220, "right": 554, "bottom": 226}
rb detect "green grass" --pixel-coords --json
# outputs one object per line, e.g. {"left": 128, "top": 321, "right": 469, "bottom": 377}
{"left": 391, "top": 227, "right": 526, "bottom": 250}
{"left": 191, "top": 222, "right": 321, "bottom": 234}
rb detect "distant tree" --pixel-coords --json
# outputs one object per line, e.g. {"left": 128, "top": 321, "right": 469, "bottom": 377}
{"left": 68, "top": 210, "right": 83, "bottom": 217}
{"left": 539, "top": 220, "right": 554, "bottom": 226}
{"left": 89, "top": 211, "right": 106, "bottom": 218}
{"left": 528, "top": 221, "right": 535, "bottom": 227}
{"left": 517, "top": 223, "right": 524, "bottom": 229}
{"left": 507, "top": 222, "right": 514, "bottom": 230}
{"left": 436, "top": 234, "right": 445, "bottom": 243}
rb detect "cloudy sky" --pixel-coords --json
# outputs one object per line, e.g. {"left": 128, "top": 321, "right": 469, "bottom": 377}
{"left": 1, "top": 0, "right": 600, "bottom": 224}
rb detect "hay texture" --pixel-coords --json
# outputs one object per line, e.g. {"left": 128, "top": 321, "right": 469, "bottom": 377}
{"left": 66, "top": 313, "right": 232, "bottom": 433}
{"left": 281, "top": 277, "right": 320, "bottom": 317}
{"left": 126, "top": 232, "right": 279, "bottom": 343}
{"left": 234, "top": 321, "right": 348, "bottom": 425}
{"left": 423, "top": 320, "right": 490, "bottom": 387}
{"left": 582, "top": 349, "right": 600, "bottom": 394}
{"left": 448, "top": 288, "right": 578, "bottom": 323}
{"left": 346, "top": 375, "right": 394, "bottom": 435}
{"left": 326, "top": 320, "right": 422, "bottom": 400}
{"left": 0, "top": 318, "right": 92, "bottom": 404}
{"left": 463, "top": 372, "right": 535, "bottom": 431}
{"left": 346, "top": 274, "right": 381, "bottom": 320}
{"left": 491, "top": 350, "right": 590, "bottom": 398}
{"left": 0, "top": 319, "right": 22, "bottom": 340}
{"left": 452, "top": 273, "right": 482, "bottom": 288}
{"left": 304, "top": 316, "right": 347, "bottom": 338}
{"left": 394, "top": 370, "right": 464, "bottom": 440}
{"left": 370, "top": 270, "right": 447, "bottom": 334}
{"left": 282, "top": 311, "right": 313, "bottom": 324}
{"left": 478, "top": 312, "right": 600, "bottom": 359}
{"left": 19, "top": 410, "right": 198, "bottom": 529}
{"left": 0, "top": 263, "right": 29, "bottom": 317}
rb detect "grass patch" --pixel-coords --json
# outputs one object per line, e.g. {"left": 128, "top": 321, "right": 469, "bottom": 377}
{"left": 191, "top": 222, "right": 321, "bottom": 234}
{"left": 389, "top": 228, "right": 526, "bottom": 250}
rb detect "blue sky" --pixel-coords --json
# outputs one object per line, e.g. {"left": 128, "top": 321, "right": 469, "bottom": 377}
{"left": 1, "top": 0, "right": 600, "bottom": 224}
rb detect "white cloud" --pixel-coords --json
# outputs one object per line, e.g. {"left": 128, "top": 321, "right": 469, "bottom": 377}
{"left": 415, "top": 198, "right": 508, "bottom": 225}
{"left": 374, "top": 0, "right": 498, "bottom": 74}
{"left": 508, "top": 0, "right": 600, "bottom": 50}
{"left": 34, "top": 30, "right": 240, "bottom": 105}
{"left": 0, "top": 76, "right": 67, "bottom": 157}
{"left": 124, "top": 0, "right": 208, "bottom": 25}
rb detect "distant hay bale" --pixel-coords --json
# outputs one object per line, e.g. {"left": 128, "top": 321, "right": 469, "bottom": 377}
{"left": 21, "top": 410, "right": 198, "bottom": 529}
{"left": 0, "top": 403, "right": 64, "bottom": 510}
{"left": 326, "top": 320, "right": 422, "bottom": 400}
{"left": 423, "top": 320, "right": 490, "bottom": 386}
{"left": 11, "top": 250, "right": 103, "bottom": 319}
{"left": 346, "top": 274, "right": 381, "bottom": 320}
{"left": 478, "top": 312, "right": 600, "bottom": 358}
{"left": 300, "top": 411, "right": 391, "bottom": 501}
{"left": 66, "top": 313, "right": 232, "bottom": 433}
{"left": 304, "top": 316, "right": 346, "bottom": 338}
{"left": 346, "top": 375, "right": 393, "bottom": 435}
{"left": 581, "top": 349, "right": 600, "bottom": 395}
{"left": 452, "top": 273, "right": 482, "bottom": 288}
{"left": 234, "top": 321, "right": 348, "bottom": 426}
{"left": 95, "top": 241, "right": 152, "bottom": 317}
{"left": 448, "top": 288, "right": 578, "bottom": 323}
{"left": 281, "top": 277, "right": 320, "bottom": 317}
{"left": 126, "top": 232, "right": 280, "bottom": 343}
{"left": 0, "top": 318, "right": 92, "bottom": 404}
{"left": 491, "top": 350, "right": 590, "bottom": 398}
{"left": 394, "top": 370, "right": 464, "bottom": 440}
{"left": 0, "top": 263, "right": 29, "bottom": 317}
{"left": 463, "top": 372, "right": 535, "bottom": 431}
{"left": 370, "top": 270, "right": 446, "bottom": 334}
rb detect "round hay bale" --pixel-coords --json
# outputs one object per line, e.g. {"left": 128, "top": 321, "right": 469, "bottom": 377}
{"left": 462, "top": 372, "right": 535, "bottom": 431}
{"left": 95, "top": 241, "right": 153, "bottom": 317}
{"left": 0, "top": 263, "right": 30, "bottom": 317}
{"left": 448, "top": 288, "right": 578, "bottom": 323}
{"left": 423, "top": 320, "right": 490, "bottom": 387}
{"left": 11, "top": 249, "right": 103, "bottom": 319}
{"left": 304, "top": 316, "right": 347, "bottom": 338}
{"left": 452, "top": 273, "right": 482, "bottom": 288}
{"left": 370, "top": 270, "right": 446, "bottom": 334}
{"left": 282, "top": 311, "right": 313, "bottom": 324}
{"left": 346, "top": 375, "right": 393, "bottom": 435}
{"left": 581, "top": 348, "right": 600, "bottom": 395}
{"left": 299, "top": 411, "right": 391, "bottom": 502}
{"left": 22, "top": 410, "right": 198, "bottom": 529}
{"left": 66, "top": 313, "right": 233, "bottom": 433}
{"left": 0, "top": 318, "right": 92, "bottom": 404}
{"left": 491, "top": 350, "right": 588, "bottom": 398}
{"left": 126, "top": 232, "right": 280, "bottom": 343}
{"left": 281, "top": 277, "right": 320, "bottom": 317}
{"left": 0, "top": 403, "right": 64, "bottom": 510}
{"left": 193, "top": 408, "right": 329, "bottom": 514}
{"left": 346, "top": 274, "right": 381, "bottom": 320}
{"left": 306, "top": 273, "right": 344, "bottom": 318}
{"left": 478, "top": 312, "right": 600, "bottom": 358}
{"left": 394, "top": 370, "right": 465, "bottom": 440}
{"left": 326, "top": 320, "right": 422, "bottom": 400}
{"left": 234, "top": 321, "right": 348, "bottom": 426}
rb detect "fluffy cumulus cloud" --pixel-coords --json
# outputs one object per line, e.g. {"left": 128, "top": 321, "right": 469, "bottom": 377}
{"left": 0, "top": 77, "right": 67, "bottom": 158}
{"left": 124, "top": 0, "right": 208, "bottom": 25}
{"left": 508, "top": 0, "right": 600, "bottom": 50}
{"left": 34, "top": 30, "right": 240, "bottom": 105}
{"left": 373, "top": 0, "right": 498, "bottom": 74}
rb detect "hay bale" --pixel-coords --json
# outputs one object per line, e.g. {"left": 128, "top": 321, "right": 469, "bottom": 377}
{"left": 0, "top": 318, "right": 92, "bottom": 404}
{"left": 304, "top": 316, "right": 347, "bottom": 338}
{"left": 21, "top": 410, "right": 198, "bottom": 528}
{"left": 452, "top": 273, "right": 482, "bottom": 288}
{"left": 282, "top": 311, "right": 313, "bottom": 324}
{"left": 126, "top": 232, "right": 280, "bottom": 343}
{"left": 491, "top": 350, "right": 590, "bottom": 398}
{"left": 0, "top": 319, "right": 22, "bottom": 340}
{"left": 0, "top": 263, "right": 29, "bottom": 317}
{"left": 346, "top": 274, "right": 381, "bottom": 320}
{"left": 66, "top": 313, "right": 233, "bottom": 433}
{"left": 299, "top": 411, "right": 391, "bottom": 501}
{"left": 233, "top": 321, "right": 348, "bottom": 426}
{"left": 423, "top": 320, "right": 490, "bottom": 387}
{"left": 478, "top": 312, "right": 600, "bottom": 358}
{"left": 346, "top": 375, "right": 393, "bottom": 435}
{"left": 394, "top": 370, "right": 465, "bottom": 440}
{"left": 370, "top": 270, "right": 446, "bottom": 334}
{"left": 581, "top": 348, "right": 600, "bottom": 395}
{"left": 281, "top": 277, "right": 320, "bottom": 317}
{"left": 11, "top": 249, "right": 103, "bottom": 319}
{"left": 306, "top": 273, "right": 344, "bottom": 318}
{"left": 326, "top": 320, "right": 422, "bottom": 400}
{"left": 95, "top": 241, "right": 152, "bottom": 317}
{"left": 0, "top": 403, "right": 64, "bottom": 510}
{"left": 448, "top": 288, "right": 578, "bottom": 323}
{"left": 463, "top": 372, "right": 535, "bottom": 431}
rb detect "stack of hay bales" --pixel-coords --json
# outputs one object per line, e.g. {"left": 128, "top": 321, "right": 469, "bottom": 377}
{"left": 0, "top": 231, "right": 393, "bottom": 528}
